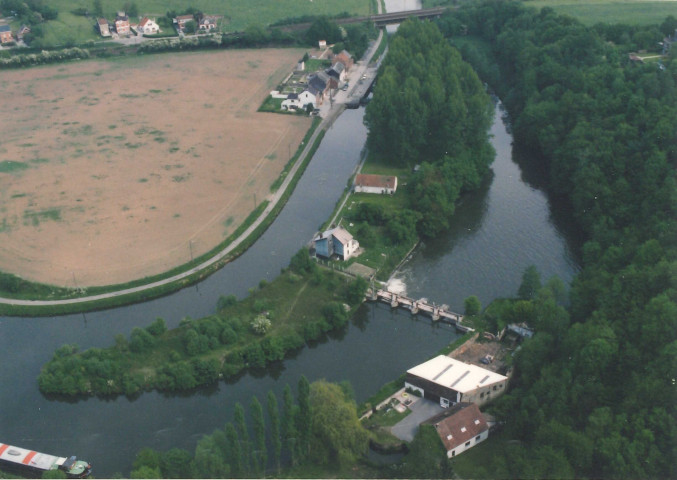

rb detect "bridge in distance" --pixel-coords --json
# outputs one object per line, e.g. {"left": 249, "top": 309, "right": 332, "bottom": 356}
{"left": 277, "top": 7, "right": 449, "bottom": 32}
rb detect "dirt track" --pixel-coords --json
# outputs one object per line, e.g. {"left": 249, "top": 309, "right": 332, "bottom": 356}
{"left": 0, "top": 49, "right": 310, "bottom": 287}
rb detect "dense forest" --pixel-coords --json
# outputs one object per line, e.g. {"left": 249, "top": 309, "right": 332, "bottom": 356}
{"left": 427, "top": 2, "right": 676, "bottom": 478}
{"left": 364, "top": 20, "right": 495, "bottom": 237}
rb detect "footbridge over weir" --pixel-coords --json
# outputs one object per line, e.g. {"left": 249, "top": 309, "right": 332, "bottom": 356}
{"left": 366, "top": 288, "right": 475, "bottom": 332}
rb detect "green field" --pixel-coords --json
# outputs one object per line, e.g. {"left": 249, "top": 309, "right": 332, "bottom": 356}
{"left": 46, "top": 0, "right": 371, "bottom": 33}
{"left": 523, "top": 0, "right": 677, "bottom": 25}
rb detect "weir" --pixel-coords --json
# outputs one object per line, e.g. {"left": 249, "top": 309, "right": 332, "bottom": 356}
{"left": 366, "top": 287, "right": 474, "bottom": 332}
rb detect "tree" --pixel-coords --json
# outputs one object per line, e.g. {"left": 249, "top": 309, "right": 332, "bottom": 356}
{"left": 289, "top": 248, "right": 315, "bottom": 274}
{"left": 250, "top": 396, "right": 267, "bottom": 475}
{"left": 234, "top": 403, "right": 251, "bottom": 475}
{"left": 401, "top": 424, "right": 451, "bottom": 478}
{"left": 282, "top": 384, "right": 299, "bottom": 466}
{"left": 305, "top": 17, "right": 342, "bottom": 45}
{"left": 307, "top": 380, "right": 368, "bottom": 466}
{"left": 225, "top": 423, "right": 243, "bottom": 477}
{"left": 267, "top": 391, "right": 282, "bottom": 475}
{"left": 184, "top": 20, "right": 197, "bottom": 34}
{"left": 160, "top": 448, "right": 193, "bottom": 478}
{"left": 518, "top": 265, "right": 541, "bottom": 300}
{"left": 129, "top": 465, "right": 162, "bottom": 478}
{"left": 92, "top": 0, "right": 103, "bottom": 17}
{"left": 660, "top": 15, "right": 677, "bottom": 37}
{"left": 464, "top": 295, "right": 482, "bottom": 315}
{"left": 296, "top": 376, "right": 311, "bottom": 460}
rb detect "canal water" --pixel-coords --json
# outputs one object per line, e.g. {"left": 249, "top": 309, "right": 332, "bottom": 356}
{"left": 0, "top": 99, "right": 580, "bottom": 476}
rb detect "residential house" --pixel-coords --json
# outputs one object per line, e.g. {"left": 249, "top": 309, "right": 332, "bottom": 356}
{"left": 405, "top": 355, "right": 508, "bottom": 408}
{"left": 308, "top": 72, "right": 333, "bottom": 105}
{"left": 17, "top": 24, "right": 30, "bottom": 40}
{"left": 281, "top": 90, "right": 316, "bottom": 111}
{"left": 326, "top": 61, "right": 348, "bottom": 83}
{"left": 198, "top": 16, "right": 218, "bottom": 31}
{"left": 281, "top": 93, "right": 301, "bottom": 111}
{"left": 354, "top": 174, "right": 397, "bottom": 194}
{"left": 424, "top": 403, "right": 490, "bottom": 458}
{"left": 333, "top": 50, "right": 354, "bottom": 71}
{"left": 114, "top": 12, "right": 130, "bottom": 35}
{"left": 0, "top": 25, "right": 13, "bottom": 44}
{"left": 96, "top": 18, "right": 111, "bottom": 36}
{"left": 137, "top": 17, "right": 159, "bottom": 35}
{"left": 313, "top": 227, "right": 359, "bottom": 261}
{"left": 175, "top": 14, "right": 194, "bottom": 31}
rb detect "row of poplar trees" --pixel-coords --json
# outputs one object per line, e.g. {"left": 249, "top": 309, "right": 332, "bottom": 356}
{"left": 128, "top": 376, "right": 368, "bottom": 478}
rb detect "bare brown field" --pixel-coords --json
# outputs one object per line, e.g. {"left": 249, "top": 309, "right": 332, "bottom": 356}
{"left": 0, "top": 49, "right": 311, "bottom": 287}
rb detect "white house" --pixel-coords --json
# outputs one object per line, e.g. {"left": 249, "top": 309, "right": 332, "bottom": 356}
{"left": 137, "top": 17, "right": 159, "bottom": 35}
{"left": 313, "top": 227, "right": 359, "bottom": 261}
{"left": 424, "top": 403, "right": 490, "bottom": 458}
{"left": 282, "top": 93, "right": 301, "bottom": 111}
{"left": 281, "top": 90, "right": 316, "bottom": 111}
{"left": 354, "top": 174, "right": 398, "bottom": 194}
{"left": 405, "top": 355, "right": 508, "bottom": 408}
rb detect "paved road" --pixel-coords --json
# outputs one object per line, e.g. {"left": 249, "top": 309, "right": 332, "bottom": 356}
{"left": 0, "top": 25, "right": 385, "bottom": 308}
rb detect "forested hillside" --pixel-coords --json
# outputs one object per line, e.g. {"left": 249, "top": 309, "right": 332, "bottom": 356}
{"left": 433, "top": 2, "right": 676, "bottom": 478}
{"left": 364, "top": 20, "right": 495, "bottom": 237}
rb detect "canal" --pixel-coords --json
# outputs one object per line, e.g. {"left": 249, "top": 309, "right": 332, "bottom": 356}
{"left": 0, "top": 100, "right": 580, "bottom": 476}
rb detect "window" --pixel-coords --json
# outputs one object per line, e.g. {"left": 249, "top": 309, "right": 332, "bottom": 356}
{"left": 465, "top": 441, "right": 471, "bottom": 447}
{"left": 461, "top": 427, "right": 467, "bottom": 433}
{"left": 451, "top": 450, "right": 455, "bottom": 457}
{"left": 493, "top": 385, "right": 498, "bottom": 391}
{"left": 475, "top": 435, "right": 481, "bottom": 442}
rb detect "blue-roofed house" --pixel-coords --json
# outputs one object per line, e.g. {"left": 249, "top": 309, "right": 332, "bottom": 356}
{"left": 313, "top": 227, "right": 359, "bottom": 261}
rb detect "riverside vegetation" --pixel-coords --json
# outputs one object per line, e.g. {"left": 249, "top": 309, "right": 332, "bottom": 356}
{"left": 431, "top": 2, "right": 676, "bottom": 479}
{"left": 38, "top": 251, "right": 368, "bottom": 396}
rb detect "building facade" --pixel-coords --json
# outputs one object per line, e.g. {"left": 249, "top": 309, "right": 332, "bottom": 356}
{"left": 354, "top": 174, "right": 398, "bottom": 194}
{"left": 405, "top": 355, "right": 508, "bottom": 408}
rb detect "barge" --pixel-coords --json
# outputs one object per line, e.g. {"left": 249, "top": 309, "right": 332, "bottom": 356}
{"left": 0, "top": 443, "right": 91, "bottom": 478}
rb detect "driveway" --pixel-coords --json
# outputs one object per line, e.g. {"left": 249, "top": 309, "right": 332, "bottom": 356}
{"left": 390, "top": 398, "right": 445, "bottom": 442}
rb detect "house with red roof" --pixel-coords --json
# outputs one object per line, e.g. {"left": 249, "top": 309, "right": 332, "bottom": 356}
{"left": 137, "top": 17, "right": 159, "bottom": 35}
{"left": 424, "top": 402, "right": 490, "bottom": 458}
{"left": 354, "top": 174, "right": 398, "bottom": 194}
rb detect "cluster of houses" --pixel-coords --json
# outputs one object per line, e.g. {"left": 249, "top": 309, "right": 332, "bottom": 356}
{"left": 96, "top": 11, "right": 157, "bottom": 37}
{"left": 96, "top": 11, "right": 219, "bottom": 38}
{"left": 280, "top": 49, "right": 354, "bottom": 112}
{"left": 404, "top": 354, "right": 508, "bottom": 458}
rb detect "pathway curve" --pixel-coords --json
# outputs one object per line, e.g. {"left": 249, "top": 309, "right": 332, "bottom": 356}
{"left": 0, "top": 25, "right": 385, "bottom": 308}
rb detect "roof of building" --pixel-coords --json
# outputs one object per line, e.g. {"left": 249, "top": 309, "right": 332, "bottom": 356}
{"left": 330, "top": 227, "right": 354, "bottom": 246}
{"left": 0, "top": 25, "right": 11, "bottom": 33}
{"left": 308, "top": 73, "right": 328, "bottom": 92}
{"left": 317, "top": 227, "right": 354, "bottom": 246}
{"left": 286, "top": 92, "right": 299, "bottom": 100}
{"left": 97, "top": 18, "right": 108, "bottom": 25}
{"left": 115, "top": 14, "right": 129, "bottom": 21}
{"left": 407, "top": 355, "right": 507, "bottom": 394}
{"left": 355, "top": 174, "right": 397, "bottom": 190}
{"left": 139, "top": 17, "right": 153, "bottom": 27}
{"left": 424, "top": 402, "right": 489, "bottom": 452}
{"left": 176, "top": 14, "right": 194, "bottom": 21}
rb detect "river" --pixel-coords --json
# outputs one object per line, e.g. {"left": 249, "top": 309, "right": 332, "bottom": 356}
{"left": 0, "top": 3, "right": 589, "bottom": 461}
{"left": 0, "top": 100, "right": 579, "bottom": 477}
